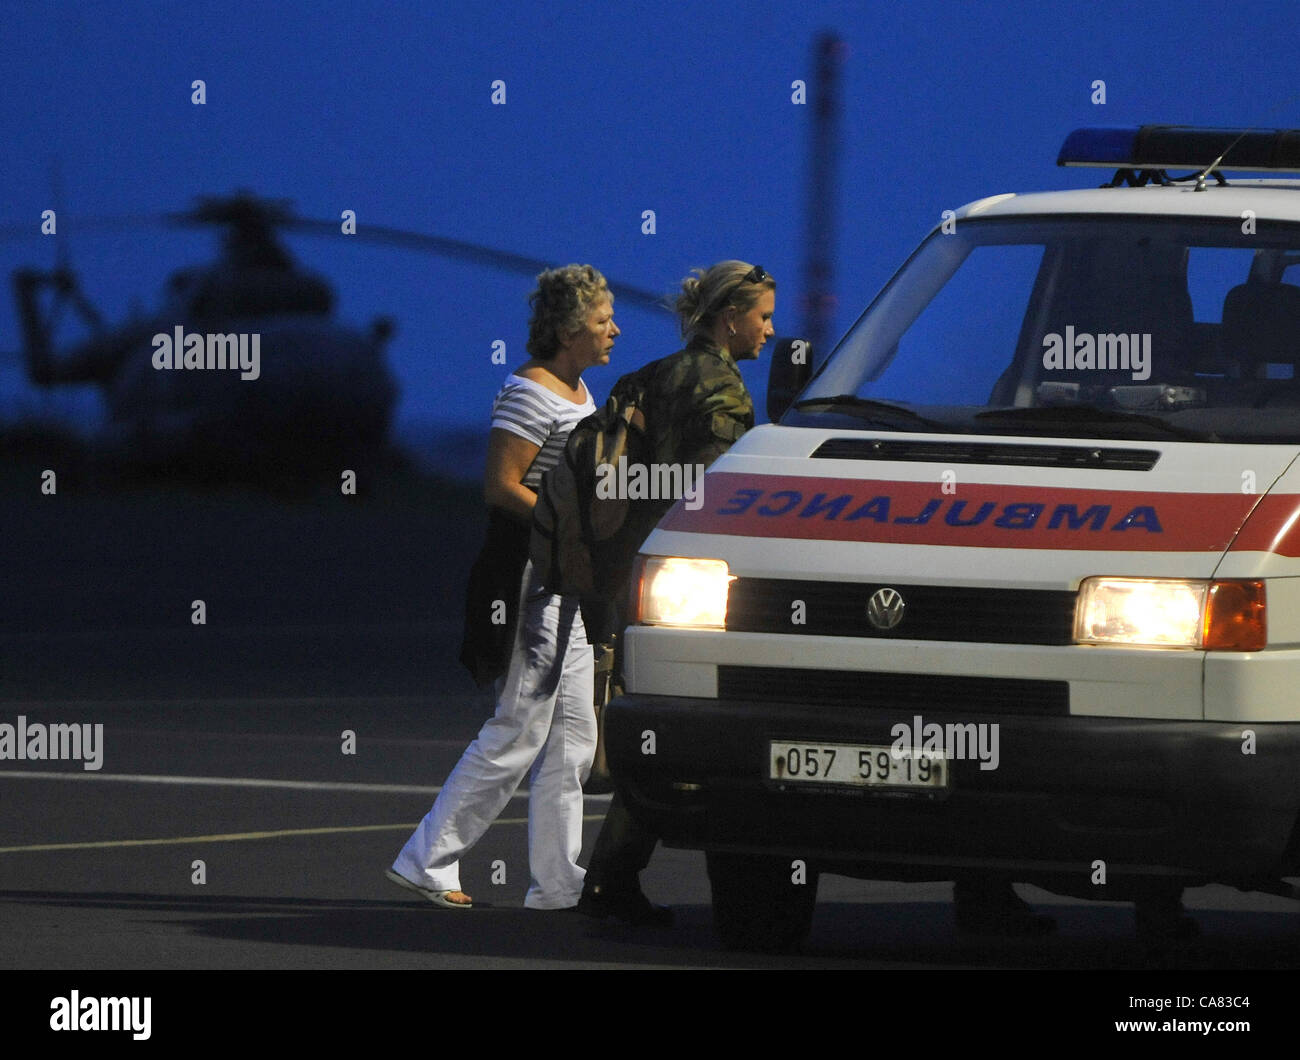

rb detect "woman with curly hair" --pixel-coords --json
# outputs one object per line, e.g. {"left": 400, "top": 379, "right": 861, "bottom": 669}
{"left": 388, "top": 264, "right": 618, "bottom": 910}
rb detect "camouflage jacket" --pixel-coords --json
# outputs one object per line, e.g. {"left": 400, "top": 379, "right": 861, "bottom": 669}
{"left": 600, "top": 335, "right": 754, "bottom": 561}
{"left": 579, "top": 336, "right": 754, "bottom": 642}
{"left": 626, "top": 334, "right": 755, "bottom": 470}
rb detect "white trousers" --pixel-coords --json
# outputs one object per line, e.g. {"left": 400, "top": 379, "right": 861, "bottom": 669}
{"left": 392, "top": 562, "right": 597, "bottom": 909}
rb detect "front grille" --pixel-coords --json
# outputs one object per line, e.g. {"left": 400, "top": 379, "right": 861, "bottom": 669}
{"left": 718, "top": 666, "right": 1070, "bottom": 715}
{"left": 726, "top": 578, "right": 1076, "bottom": 645}
{"left": 811, "top": 437, "right": 1160, "bottom": 471}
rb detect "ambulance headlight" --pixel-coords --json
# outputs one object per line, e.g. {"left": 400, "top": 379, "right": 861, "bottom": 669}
{"left": 633, "top": 557, "right": 734, "bottom": 629}
{"left": 1075, "top": 577, "right": 1266, "bottom": 651}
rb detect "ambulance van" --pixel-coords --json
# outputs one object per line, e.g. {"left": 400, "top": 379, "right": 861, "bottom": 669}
{"left": 604, "top": 126, "right": 1300, "bottom": 952}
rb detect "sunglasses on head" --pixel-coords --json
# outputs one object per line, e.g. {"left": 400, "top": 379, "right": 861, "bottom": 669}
{"left": 741, "top": 264, "right": 768, "bottom": 285}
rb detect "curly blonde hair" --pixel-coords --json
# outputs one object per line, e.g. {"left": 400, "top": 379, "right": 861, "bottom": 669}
{"left": 527, "top": 264, "right": 612, "bottom": 359}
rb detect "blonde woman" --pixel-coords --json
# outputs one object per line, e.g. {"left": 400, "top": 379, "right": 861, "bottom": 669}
{"left": 579, "top": 260, "right": 775, "bottom": 925}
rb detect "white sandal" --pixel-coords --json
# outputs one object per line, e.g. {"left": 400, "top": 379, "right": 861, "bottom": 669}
{"left": 385, "top": 868, "right": 473, "bottom": 908}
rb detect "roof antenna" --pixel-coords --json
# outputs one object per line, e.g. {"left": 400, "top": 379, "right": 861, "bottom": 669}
{"left": 1195, "top": 95, "right": 1300, "bottom": 190}
{"left": 1194, "top": 130, "right": 1251, "bottom": 192}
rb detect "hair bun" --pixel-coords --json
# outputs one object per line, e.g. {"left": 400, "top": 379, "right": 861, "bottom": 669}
{"left": 674, "top": 271, "right": 703, "bottom": 318}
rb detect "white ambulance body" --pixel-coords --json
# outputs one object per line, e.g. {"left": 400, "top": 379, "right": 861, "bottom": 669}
{"left": 605, "top": 127, "right": 1300, "bottom": 951}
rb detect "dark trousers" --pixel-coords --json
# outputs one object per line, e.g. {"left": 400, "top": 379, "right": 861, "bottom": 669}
{"left": 584, "top": 791, "right": 657, "bottom": 894}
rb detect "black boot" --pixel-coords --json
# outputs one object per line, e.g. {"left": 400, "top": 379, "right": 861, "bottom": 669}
{"left": 577, "top": 881, "right": 673, "bottom": 927}
{"left": 579, "top": 792, "right": 672, "bottom": 927}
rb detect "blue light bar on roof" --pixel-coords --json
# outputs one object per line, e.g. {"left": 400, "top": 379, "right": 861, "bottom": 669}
{"left": 1058, "top": 125, "right": 1300, "bottom": 172}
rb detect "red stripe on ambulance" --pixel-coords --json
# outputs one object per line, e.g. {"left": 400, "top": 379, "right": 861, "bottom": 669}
{"left": 658, "top": 472, "right": 1300, "bottom": 554}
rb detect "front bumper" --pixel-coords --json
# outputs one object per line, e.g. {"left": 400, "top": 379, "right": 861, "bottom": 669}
{"left": 605, "top": 693, "right": 1300, "bottom": 888}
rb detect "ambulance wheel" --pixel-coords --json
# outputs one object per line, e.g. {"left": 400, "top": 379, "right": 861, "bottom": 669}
{"left": 706, "top": 851, "right": 819, "bottom": 953}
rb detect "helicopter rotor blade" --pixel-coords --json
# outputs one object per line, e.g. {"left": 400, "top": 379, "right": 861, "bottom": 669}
{"left": 161, "top": 194, "right": 297, "bottom": 229}
{"left": 0, "top": 213, "right": 164, "bottom": 241}
{"left": 282, "top": 218, "right": 669, "bottom": 312}
{"left": 2, "top": 193, "right": 671, "bottom": 312}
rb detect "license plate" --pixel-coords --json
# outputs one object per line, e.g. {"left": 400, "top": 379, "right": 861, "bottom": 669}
{"left": 768, "top": 741, "right": 949, "bottom": 790}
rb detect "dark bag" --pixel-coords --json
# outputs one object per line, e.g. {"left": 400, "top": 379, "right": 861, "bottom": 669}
{"left": 529, "top": 366, "right": 656, "bottom": 601}
{"left": 458, "top": 508, "right": 531, "bottom": 687}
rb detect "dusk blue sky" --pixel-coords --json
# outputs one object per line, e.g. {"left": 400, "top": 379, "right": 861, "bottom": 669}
{"left": 3, "top": 0, "right": 1297, "bottom": 461}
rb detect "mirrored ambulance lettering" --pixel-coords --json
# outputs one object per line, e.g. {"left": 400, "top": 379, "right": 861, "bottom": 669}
{"left": 716, "top": 488, "right": 1162, "bottom": 533}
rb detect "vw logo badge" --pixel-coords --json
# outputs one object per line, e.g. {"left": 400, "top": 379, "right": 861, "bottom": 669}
{"left": 866, "top": 587, "right": 905, "bottom": 630}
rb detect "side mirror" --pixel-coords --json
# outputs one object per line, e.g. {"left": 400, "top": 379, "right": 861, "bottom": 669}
{"left": 766, "top": 337, "right": 814, "bottom": 421}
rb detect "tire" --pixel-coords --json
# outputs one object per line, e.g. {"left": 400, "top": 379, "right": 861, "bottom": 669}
{"left": 706, "top": 851, "right": 819, "bottom": 954}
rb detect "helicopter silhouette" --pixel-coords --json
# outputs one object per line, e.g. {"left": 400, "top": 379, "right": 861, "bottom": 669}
{"left": 6, "top": 191, "right": 665, "bottom": 487}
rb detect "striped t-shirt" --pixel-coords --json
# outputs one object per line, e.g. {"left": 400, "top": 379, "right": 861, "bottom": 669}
{"left": 490, "top": 374, "right": 597, "bottom": 490}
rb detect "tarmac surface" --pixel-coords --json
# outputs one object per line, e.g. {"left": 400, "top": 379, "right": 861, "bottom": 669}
{"left": 3, "top": 666, "right": 1299, "bottom": 974}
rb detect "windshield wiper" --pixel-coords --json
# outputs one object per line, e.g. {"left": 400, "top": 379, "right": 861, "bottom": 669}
{"left": 792, "top": 395, "right": 953, "bottom": 432}
{"left": 974, "top": 405, "right": 1215, "bottom": 441}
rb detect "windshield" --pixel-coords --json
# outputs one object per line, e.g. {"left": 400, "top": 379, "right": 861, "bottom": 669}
{"left": 792, "top": 215, "right": 1300, "bottom": 442}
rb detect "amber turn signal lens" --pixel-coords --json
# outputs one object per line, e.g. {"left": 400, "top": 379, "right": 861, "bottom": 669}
{"left": 1203, "top": 580, "right": 1266, "bottom": 652}
{"left": 627, "top": 556, "right": 648, "bottom": 623}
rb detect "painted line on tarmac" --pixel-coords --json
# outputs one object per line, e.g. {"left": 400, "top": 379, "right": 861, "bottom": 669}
{"left": 0, "top": 771, "right": 440, "bottom": 795}
{"left": 0, "top": 815, "right": 612, "bottom": 854}
{"left": 0, "top": 769, "right": 613, "bottom": 800}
